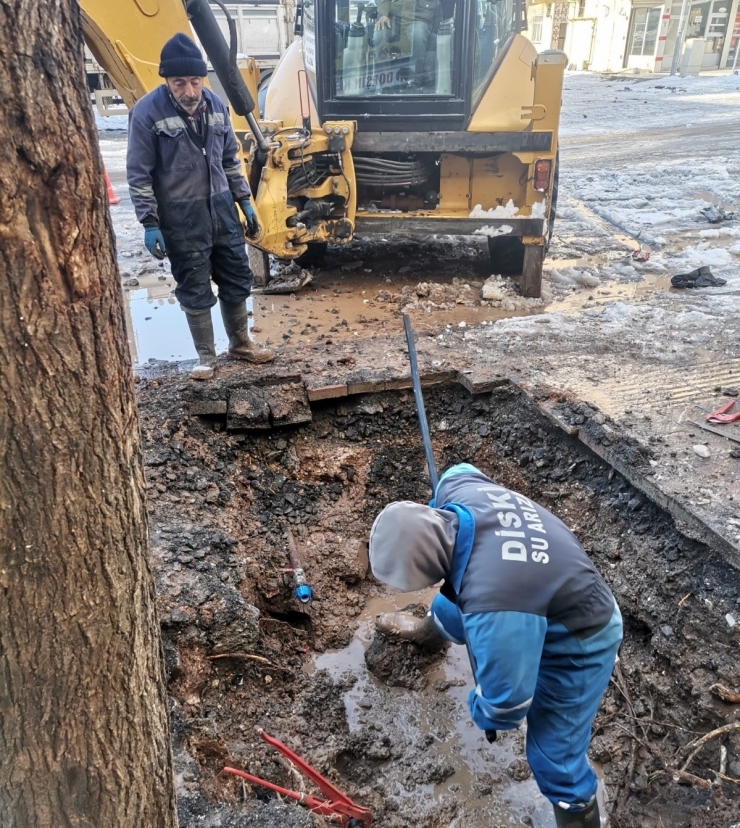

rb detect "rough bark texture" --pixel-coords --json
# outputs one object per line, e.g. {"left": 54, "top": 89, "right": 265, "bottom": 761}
{"left": 0, "top": 2, "right": 178, "bottom": 826}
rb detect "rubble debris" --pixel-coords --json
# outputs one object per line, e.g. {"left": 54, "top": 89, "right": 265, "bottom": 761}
{"left": 671, "top": 266, "right": 727, "bottom": 289}
{"left": 701, "top": 205, "right": 736, "bottom": 224}
{"left": 253, "top": 268, "right": 312, "bottom": 295}
{"left": 693, "top": 444, "right": 710, "bottom": 458}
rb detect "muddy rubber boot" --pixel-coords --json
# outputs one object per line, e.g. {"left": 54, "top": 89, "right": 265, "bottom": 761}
{"left": 553, "top": 799, "right": 600, "bottom": 828}
{"left": 219, "top": 299, "right": 275, "bottom": 364}
{"left": 183, "top": 307, "right": 217, "bottom": 380}
{"left": 375, "top": 612, "right": 445, "bottom": 651}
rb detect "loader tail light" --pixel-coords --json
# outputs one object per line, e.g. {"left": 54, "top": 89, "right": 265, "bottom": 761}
{"left": 534, "top": 159, "right": 552, "bottom": 192}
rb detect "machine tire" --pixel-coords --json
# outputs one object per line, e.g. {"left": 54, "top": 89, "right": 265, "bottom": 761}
{"left": 487, "top": 236, "right": 525, "bottom": 276}
{"left": 257, "top": 69, "right": 273, "bottom": 118}
{"left": 295, "top": 242, "right": 328, "bottom": 267}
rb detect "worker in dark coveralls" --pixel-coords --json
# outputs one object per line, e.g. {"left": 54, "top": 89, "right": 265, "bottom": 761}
{"left": 369, "top": 463, "right": 622, "bottom": 828}
{"left": 126, "top": 33, "right": 274, "bottom": 379}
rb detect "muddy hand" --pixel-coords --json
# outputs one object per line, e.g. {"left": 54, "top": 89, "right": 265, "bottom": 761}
{"left": 375, "top": 611, "right": 426, "bottom": 641}
{"left": 375, "top": 612, "right": 445, "bottom": 650}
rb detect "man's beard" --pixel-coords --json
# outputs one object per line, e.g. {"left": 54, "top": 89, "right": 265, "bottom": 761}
{"left": 177, "top": 94, "right": 202, "bottom": 113}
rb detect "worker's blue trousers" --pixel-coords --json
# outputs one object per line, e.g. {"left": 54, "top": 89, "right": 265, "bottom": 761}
{"left": 430, "top": 593, "right": 622, "bottom": 809}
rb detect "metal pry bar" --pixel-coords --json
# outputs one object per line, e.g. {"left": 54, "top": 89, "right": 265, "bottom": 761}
{"left": 402, "top": 314, "right": 439, "bottom": 493}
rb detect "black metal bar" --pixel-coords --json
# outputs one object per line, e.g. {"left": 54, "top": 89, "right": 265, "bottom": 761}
{"left": 352, "top": 131, "right": 553, "bottom": 153}
{"left": 354, "top": 216, "right": 545, "bottom": 236}
{"left": 403, "top": 314, "right": 439, "bottom": 494}
{"left": 186, "top": 0, "right": 269, "bottom": 153}
{"left": 690, "top": 421, "right": 740, "bottom": 445}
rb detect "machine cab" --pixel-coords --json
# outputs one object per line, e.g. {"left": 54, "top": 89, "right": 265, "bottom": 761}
{"left": 302, "top": 0, "right": 527, "bottom": 130}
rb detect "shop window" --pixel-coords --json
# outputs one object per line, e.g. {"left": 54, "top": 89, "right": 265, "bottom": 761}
{"left": 629, "top": 6, "right": 661, "bottom": 56}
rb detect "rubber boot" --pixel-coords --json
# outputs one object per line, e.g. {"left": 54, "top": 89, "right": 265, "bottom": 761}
{"left": 375, "top": 611, "right": 445, "bottom": 651}
{"left": 219, "top": 299, "right": 275, "bottom": 364}
{"left": 183, "top": 307, "right": 217, "bottom": 380}
{"left": 553, "top": 798, "right": 600, "bottom": 828}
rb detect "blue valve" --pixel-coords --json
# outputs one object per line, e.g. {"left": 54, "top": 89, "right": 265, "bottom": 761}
{"left": 293, "top": 567, "right": 313, "bottom": 604}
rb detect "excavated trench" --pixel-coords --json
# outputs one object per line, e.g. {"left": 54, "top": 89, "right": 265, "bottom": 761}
{"left": 136, "top": 377, "right": 740, "bottom": 828}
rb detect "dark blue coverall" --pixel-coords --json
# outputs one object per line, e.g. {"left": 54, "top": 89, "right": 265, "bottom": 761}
{"left": 126, "top": 85, "right": 252, "bottom": 311}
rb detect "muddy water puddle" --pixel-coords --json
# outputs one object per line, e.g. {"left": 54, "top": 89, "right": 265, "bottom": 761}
{"left": 308, "top": 589, "right": 603, "bottom": 828}
{"left": 123, "top": 262, "right": 671, "bottom": 366}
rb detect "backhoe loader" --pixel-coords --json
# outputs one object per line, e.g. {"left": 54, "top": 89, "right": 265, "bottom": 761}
{"left": 79, "top": 0, "right": 565, "bottom": 297}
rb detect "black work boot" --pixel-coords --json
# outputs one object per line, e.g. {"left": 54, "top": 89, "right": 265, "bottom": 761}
{"left": 552, "top": 798, "right": 600, "bottom": 828}
{"left": 219, "top": 299, "right": 275, "bottom": 364}
{"left": 375, "top": 612, "right": 446, "bottom": 651}
{"left": 183, "top": 306, "right": 217, "bottom": 380}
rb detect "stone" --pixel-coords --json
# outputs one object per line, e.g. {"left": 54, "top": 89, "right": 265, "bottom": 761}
{"left": 227, "top": 386, "right": 271, "bottom": 430}
{"left": 210, "top": 601, "right": 261, "bottom": 654}
{"left": 266, "top": 383, "right": 312, "bottom": 426}
{"left": 693, "top": 444, "right": 710, "bottom": 458}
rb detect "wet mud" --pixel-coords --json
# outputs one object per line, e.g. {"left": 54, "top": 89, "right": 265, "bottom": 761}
{"left": 136, "top": 378, "right": 740, "bottom": 828}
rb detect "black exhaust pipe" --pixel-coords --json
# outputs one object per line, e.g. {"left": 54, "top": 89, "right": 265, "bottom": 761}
{"left": 185, "top": 0, "right": 269, "bottom": 154}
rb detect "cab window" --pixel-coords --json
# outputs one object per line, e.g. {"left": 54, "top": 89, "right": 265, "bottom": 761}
{"left": 472, "top": 0, "right": 519, "bottom": 98}
{"left": 334, "top": 0, "right": 458, "bottom": 96}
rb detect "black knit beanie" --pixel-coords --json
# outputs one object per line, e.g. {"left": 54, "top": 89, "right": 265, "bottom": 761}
{"left": 159, "top": 33, "right": 207, "bottom": 78}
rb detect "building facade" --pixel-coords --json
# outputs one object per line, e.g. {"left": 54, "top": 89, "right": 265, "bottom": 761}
{"left": 525, "top": 0, "right": 740, "bottom": 72}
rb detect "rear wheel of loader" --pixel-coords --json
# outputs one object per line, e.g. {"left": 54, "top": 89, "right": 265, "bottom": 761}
{"left": 487, "top": 236, "right": 525, "bottom": 276}
{"left": 295, "top": 242, "right": 328, "bottom": 268}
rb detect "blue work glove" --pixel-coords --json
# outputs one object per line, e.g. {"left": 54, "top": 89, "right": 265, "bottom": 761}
{"left": 144, "top": 226, "right": 166, "bottom": 259}
{"left": 239, "top": 198, "right": 260, "bottom": 238}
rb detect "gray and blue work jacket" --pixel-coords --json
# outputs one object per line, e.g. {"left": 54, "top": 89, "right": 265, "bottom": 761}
{"left": 126, "top": 86, "right": 250, "bottom": 252}
{"left": 431, "top": 464, "right": 619, "bottom": 732}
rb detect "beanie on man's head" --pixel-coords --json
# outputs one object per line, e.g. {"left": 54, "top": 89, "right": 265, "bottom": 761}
{"left": 159, "top": 33, "right": 207, "bottom": 78}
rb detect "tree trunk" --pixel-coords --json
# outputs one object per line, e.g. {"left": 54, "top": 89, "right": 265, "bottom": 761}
{"left": 0, "top": 2, "right": 178, "bottom": 826}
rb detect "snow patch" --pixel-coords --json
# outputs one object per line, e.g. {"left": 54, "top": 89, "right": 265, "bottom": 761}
{"left": 474, "top": 224, "right": 513, "bottom": 238}
{"left": 470, "top": 199, "right": 519, "bottom": 218}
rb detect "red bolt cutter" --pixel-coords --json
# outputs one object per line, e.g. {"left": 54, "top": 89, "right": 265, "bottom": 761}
{"left": 223, "top": 728, "right": 372, "bottom": 827}
{"left": 706, "top": 400, "right": 740, "bottom": 424}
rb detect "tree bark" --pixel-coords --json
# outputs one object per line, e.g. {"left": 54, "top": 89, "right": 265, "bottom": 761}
{"left": 0, "top": 2, "right": 178, "bottom": 826}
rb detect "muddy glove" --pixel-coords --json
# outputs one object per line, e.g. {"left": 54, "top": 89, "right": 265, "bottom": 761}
{"left": 144, "top": 226, "right": 166, "bottom": 260}
{"left": 485, "top": 730, "right": 497, "bottom": 744}
{"left": 239, "top": 198, "right": 260, "bottom": 238}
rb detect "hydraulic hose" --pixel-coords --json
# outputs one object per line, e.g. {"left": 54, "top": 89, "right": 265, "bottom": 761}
{"left": 185, "top": 0, "right": 269, "bottom": 155}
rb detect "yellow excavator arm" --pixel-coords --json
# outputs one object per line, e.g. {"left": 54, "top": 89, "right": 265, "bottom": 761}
{"left": 79, "top": 0, "right": 193, "bottom": 108}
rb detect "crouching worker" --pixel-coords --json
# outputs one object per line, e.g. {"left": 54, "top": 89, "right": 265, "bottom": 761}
{"left": 126, "top": 33, "right": 274, "bottom": 379}
{"left": 369, "top": 463, "right": 622, "bottom": 828}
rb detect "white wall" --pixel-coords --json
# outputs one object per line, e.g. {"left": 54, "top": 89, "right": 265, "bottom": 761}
{"left": 526, "top": 1, "right": 633, "bottom": 72}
